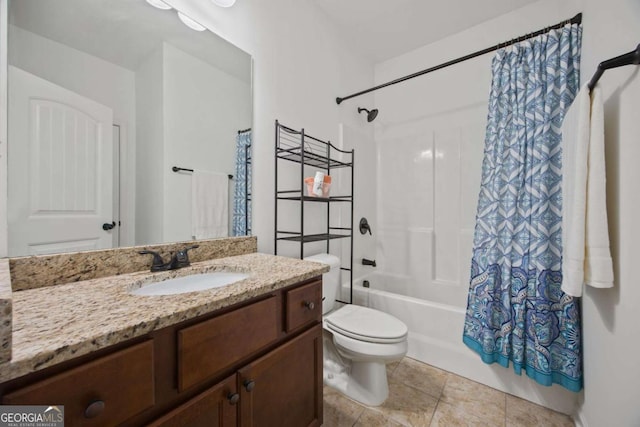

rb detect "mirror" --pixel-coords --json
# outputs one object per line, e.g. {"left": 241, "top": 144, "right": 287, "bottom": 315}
{"left": 6, "top": 0, "right": 253, "bottom": 257}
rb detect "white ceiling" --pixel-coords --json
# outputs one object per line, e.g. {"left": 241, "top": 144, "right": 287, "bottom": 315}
{"left": 9, "top": 0, "right": 251, "bottom": 83}
{"left": 314, "top": 0, "right": 541, "bottom": 63}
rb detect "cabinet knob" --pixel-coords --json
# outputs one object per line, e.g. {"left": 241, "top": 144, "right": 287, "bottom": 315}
{"left": 244, "top": 380, "right": 255, "bottom": 392}
{"left": 227, "top": 392, "right": 240, "bottom": 405}
{"left": 304, "top": 301, "right": 315, "bottom": 310}
{"left": 84, "top": 400, "right": 105, "bottom": 418}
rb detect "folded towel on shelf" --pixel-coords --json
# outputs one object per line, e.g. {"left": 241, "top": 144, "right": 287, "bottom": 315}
{"left": 191, "top": 170, "right": 229, "bottom": 239}
{"left": 561, "top": 84, "right": 614, "bottom": 297}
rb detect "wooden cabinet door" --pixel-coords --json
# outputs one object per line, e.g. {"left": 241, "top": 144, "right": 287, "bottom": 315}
{"left": 238, "top": 325, "right": 322, "bottom": 427}
{"left": 3, "top": 341, "right": 154, "bottom": 427}
{"left": 149, "top": 374, "right": 238, "bottom": 427}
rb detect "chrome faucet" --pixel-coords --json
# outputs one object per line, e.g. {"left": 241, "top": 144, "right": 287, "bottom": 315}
{"left": 139, "top": 245, "right": 200, "bottom": 272}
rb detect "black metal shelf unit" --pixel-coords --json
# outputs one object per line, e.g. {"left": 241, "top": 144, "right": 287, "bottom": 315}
{"left": 274, "top": 120, "right": 354, "bottom": 304}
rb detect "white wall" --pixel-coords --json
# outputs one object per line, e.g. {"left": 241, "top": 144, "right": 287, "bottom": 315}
{"left": 8, "top": 25, "right": 137, "bottom": 246}
{"left": 578, "top": 1, "right": 640, "bottom": 426}
{"left": 135, "top": 46, "right": 164, "bottom": 245}
{"left": 373, "top": 0, "right": 640, "bottom": 423}
{"left": 162, "top": 42, "right": 251, "bottom": 242}
{"left": 163, "top": 0, "right": 375, "bottom": 266}
{"left": 0, "top": 1, "right": 6, "bottom": 258}
{"left": 373, "top": 0, "right": 583, "bottom": 416}
{"left": 135, "top": 42, "right": 252, "bottom": 244}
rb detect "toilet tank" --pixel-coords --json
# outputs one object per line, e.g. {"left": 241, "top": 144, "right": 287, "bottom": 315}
{"left": 303, "top": 253, "right": 341, "bottom": 315}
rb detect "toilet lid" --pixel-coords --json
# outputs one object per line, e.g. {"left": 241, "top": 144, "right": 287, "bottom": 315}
{"left": 325, "top": 305, "right": 408, "bottom": 343}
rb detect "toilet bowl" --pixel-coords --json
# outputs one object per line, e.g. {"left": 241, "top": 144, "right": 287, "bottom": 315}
{"left": 304, "top": 253, "right": 408, "bottom": 406}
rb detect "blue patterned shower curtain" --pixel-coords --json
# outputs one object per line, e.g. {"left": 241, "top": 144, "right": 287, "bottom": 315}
{"left": 463, "top": 24, "right": 583, "bottom": 392}
{"left": 232, "top": 131, "right": 252, "bottom": 236}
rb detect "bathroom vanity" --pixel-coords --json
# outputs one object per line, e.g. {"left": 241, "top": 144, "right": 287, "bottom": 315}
{"left": 0, "top": 241, "right": 327, "bottom": 426}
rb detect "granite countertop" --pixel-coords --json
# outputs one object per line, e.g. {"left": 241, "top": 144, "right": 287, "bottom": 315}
{"left": 0, "top": 253, "right": 328, "bottom": 383}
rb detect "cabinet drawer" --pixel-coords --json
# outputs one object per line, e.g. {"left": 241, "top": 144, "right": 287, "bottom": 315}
{"left": 3, "top": 341, "right": 154, "bottom": 427}
{"left": 285, "top": 280, "right": 322, "bottom": 332}
{"left": 178, "top": 296, "right": 279, "bottom": 391}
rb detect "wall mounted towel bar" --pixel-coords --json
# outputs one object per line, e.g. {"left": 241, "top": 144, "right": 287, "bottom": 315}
{"left": 588, "top": 43, "right": 640, "bottom": 90}
{"left": 172, "top": 166, "right": 233, "bottom": 179}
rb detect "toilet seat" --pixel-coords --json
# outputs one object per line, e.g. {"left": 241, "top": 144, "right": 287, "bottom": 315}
{"left": 325, "top": 305, "right": 408, "bottom": 344}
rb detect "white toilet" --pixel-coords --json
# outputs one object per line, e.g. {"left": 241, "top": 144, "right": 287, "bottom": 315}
{"left": 305, "top": 253, "right": 408, "bottom": 406}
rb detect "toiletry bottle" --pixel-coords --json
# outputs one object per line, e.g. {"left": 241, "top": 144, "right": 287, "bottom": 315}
{"left": 312, "top": 171, "right": 325, "bottom": 196}
{"left": 322, "top": 175, "right": 332, "bottom": 197}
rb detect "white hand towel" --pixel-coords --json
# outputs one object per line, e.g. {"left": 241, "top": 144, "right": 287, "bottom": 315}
{"left": 191, "top": 171, "right": 229, "bottom": 239}
{"left": 561, "top": 84, "right": 614, "bottom": 297}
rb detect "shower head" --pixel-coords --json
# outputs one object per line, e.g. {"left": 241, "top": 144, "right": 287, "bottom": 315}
{"left": 358, "top": 107, "right": 379, "bottom": 122}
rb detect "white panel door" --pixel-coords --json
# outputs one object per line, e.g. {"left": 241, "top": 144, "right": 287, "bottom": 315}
{"left": 8, "top": 66, "right": 114, "bottom": 256}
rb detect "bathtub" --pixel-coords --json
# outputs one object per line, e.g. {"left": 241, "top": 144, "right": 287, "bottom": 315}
{"left": 345, "top": 272, "right": 580, "bottom": 415}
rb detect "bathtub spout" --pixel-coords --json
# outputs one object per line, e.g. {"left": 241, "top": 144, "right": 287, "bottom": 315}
{"left": 362, "top": 258, "right": 377, "bottom": 267}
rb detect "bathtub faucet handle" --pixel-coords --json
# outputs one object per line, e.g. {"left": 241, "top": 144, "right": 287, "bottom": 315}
{"left": 359, "top": 218, "right": 372, "bottom": 235}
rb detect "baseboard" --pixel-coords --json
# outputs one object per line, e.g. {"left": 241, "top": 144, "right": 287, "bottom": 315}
{"left": 573, "top": 404, "right": 587, "bottom": 427}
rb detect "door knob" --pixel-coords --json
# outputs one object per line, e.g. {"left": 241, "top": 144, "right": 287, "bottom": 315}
{"left": 102, "top": 221, "right": 116, "bottom": 231}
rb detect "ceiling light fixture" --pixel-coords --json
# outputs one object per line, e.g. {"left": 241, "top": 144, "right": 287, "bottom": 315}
{"left": 211, "top": 0, "right": 236, "bottom": 7}
{"left": 177, "top": 12, "right": 207, "bottom": 31}
{"left": 145, "top": 0, "right": 172, "bottom": 10}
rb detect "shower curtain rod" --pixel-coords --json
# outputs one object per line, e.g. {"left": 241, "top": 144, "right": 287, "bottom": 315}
{"left": 335, "top": 13, "right": 583, "bottom": 105}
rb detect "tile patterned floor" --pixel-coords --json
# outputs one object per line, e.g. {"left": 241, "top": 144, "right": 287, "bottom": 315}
{"left": 323, "top": 357, "right": 574, "bottom": 427}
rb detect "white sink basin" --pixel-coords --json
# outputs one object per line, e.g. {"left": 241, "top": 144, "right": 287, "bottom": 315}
{"left": 131, "top": 272, "right": 249, "bottom": 296}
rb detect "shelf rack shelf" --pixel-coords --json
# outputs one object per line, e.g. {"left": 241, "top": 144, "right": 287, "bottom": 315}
{"left": 274, "top": 120, "right": 354, "bottom": 304}
{"left": 276, "top": 195, "right": 353, "bottom": 203}
{"left": 277, "top": 233, "right": 351, "bottom": 243}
